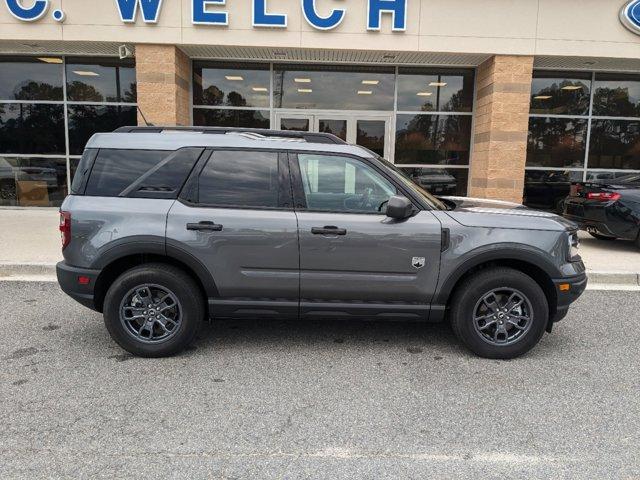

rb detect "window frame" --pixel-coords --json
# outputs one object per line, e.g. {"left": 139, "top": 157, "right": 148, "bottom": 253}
{"left": 287, "top": 151, "right": 426, "bottom": 215}
{"left": 179, "top": 148, "right": 294, "bottom": 211}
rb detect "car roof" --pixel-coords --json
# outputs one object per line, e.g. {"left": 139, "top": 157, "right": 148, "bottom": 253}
{"left": 86, "top": 132, "right": 369, "bottom": 157}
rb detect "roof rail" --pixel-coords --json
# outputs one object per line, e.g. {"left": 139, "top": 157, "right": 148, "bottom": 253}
{"left": 113, "top": 126, "right": 347, "bottom": 145}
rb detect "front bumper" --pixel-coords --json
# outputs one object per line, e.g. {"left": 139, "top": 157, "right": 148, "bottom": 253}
{"left": 550, "top": 272, "right": 588, "bottom": 323}
{"left": 56, "top": 261, "right": 101, "bottom": 311}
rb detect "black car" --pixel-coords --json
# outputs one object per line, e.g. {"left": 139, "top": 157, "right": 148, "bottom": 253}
{"left": 563, "top": 174, "right": 640, "bottom": 248}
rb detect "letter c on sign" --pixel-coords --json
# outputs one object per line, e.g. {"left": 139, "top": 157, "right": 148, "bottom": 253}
{"left": 301, "top": 0, "right": 345, "bottom": 30}
{"left": 5, "top": 0, "right": 49, "bottom": 21}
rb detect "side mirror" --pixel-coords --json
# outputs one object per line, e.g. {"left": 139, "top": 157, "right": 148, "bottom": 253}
{"left": 386, "top": 195, "right": 414, "bottom": 220}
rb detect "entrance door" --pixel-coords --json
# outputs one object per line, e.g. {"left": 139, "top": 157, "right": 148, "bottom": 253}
{"left": 275, "top": 112, "right": 392, "bottom": 158}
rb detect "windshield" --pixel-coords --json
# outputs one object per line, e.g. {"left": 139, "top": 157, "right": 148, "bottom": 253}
{"left": 358, "top": 148, "right": 447, "bottom": 210}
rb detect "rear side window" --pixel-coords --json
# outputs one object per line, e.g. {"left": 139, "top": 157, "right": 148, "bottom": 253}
{"left": 70, "top": 148, "right": 98, "bottom": 194}
{"left": 85, "top": 148, "right": 203, "bottom": 198}
{"left": 197, "top": 150, "right": 283, "bottom": 208}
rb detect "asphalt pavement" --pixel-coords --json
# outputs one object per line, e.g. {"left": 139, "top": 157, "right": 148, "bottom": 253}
{"left": 0, "top": 282, "right": 638, "bottom": 479}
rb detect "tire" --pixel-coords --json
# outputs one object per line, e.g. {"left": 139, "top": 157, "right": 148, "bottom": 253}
{"left": 103, "top": 263, "right": 205, "bottom": 357}
{"left": 450, "top": 268, "right": 548, "bottom": 359}
{"left": 588, "top": 231, "right": 617, "bottom": 241}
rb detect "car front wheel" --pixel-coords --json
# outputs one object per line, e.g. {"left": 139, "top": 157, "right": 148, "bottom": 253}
{"left": 103, "top": 263, "right": 205, "bottom": 357}
{"left": 450, "top": 268, "right": 549, "bottom": 359}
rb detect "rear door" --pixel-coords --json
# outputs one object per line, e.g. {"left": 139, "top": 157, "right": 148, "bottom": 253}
{"left": 290, "top": 152, "right": 442, "bottom": 320}
{"left": 166, "top": 149, "right": 299, "bottom": 318}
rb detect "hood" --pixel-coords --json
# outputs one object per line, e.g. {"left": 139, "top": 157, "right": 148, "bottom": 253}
{"left": 440, "top": 196, "right": 577, "bottom": 232}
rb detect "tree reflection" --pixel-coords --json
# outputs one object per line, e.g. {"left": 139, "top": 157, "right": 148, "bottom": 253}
{"left": 527, "top": 118, "right": 587, "bottom": 168}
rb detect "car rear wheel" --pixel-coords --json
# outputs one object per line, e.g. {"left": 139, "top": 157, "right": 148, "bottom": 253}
{"left": 103, "top": 263, "right": 205, "bottom": 357}
{"left": 450, "top": 268, "right": 548, "bottom": 359}
{"left": 588, "top": 231, "right": 617, "bottom": 241}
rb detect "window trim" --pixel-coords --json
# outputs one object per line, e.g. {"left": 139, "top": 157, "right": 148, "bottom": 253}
{"left": 180, "top": 148, "right": 294, "bottom": 211}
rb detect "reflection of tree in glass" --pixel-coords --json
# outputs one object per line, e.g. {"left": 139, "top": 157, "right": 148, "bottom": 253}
{"left": 13, "top": 81, "right": 63, "bottom": 101}
{"left": 68, "top": 106, "right": 137, "bottom": 155}
{"left": 396, "top": 115, "right": 469, "bottom": 165}
{"left": 202, "top": 85, "right": 224, "bottom": 105}
{"left": 227, "top": 91, "right": 247, "bottom": 107}
{"left": 0, "top": 104, "right": 65, "bottom": 154}
{"left": 589, "top": 120, "right": 640, "bottom": 170}
{"left": 594, "top": 87, "right": 640, "bottom": 117}
{"left": 122, "top": 83, "right": 137, "bottom": 103}
{"left": 527, "top": 118, "right": 586, "bottom": 168}
{"left": 67, "top": 81, "right": 104, "bottom": 102}
{"left": 530, "top": 80, "right": 590, "bottom": 115}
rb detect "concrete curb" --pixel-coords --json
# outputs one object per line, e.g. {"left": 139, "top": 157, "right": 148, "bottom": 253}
{"left": 0, "top": 263, "right": 639, "bottom": 289}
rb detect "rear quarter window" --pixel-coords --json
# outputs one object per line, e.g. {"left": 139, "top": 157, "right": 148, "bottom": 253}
{"left": 84, "top": 148, "right": 203, "bottom": 198}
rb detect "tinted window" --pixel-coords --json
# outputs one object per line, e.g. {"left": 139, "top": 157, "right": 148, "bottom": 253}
{"left": 85, "top": 149, "right": 201, "bottom": 197}
{"left": 66, "top": 58, "right": 136, "bottom": 102}
{"left": 0, "top": 157, "right": 68, "bottom": 207}
{"left": 593, "top": 73, "right": 640, "bottom": 118}
{"left": 193, "top": 108, "right": 270, "bottom": 129}
{"left": 68, "top": 105, "right": 138, "bottom": 155}
{"left": 0, "top": 57, "right": 63, "bottom": 101}
{"left": 397, "top": 68, "right": 474, "bottom": 112}
{"left": 530, "top": 71, "right": 591, "bottom": 115}
{"left": 70, "top": 148, "right": 98, "bottom": 194}
{"left": 198, "top": 151, "right": 281, "bottom": 208}
{"left": 274, "top": 65, "right": 395, "bottom": 111}
{"left": 527, "top": 117, "right": 588, "bottom": 168}
{"left": 297, "top": 154, "right": 397, "bottom": 213}
{"left": 588, "top": 119, "right": 640, "bottom": 170}
{"left": 394, "top": 114, "right": 472, "bottom": 166}
{"left": 193, "top": 63, "right": 270, "bottom": 107}
{"left": 0, "top": 104, "right": 65, "bottom": 154}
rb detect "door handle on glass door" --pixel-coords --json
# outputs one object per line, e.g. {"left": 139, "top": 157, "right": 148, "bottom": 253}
{"left": 186, "top": 221, "right": 223, "bottom": 232}
{"left": 311, "top": 226, "right": 347, "bottom": 236}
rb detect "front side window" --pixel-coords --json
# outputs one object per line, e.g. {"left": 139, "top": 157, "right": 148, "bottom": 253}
{"left": 297, "top": 154, "right": 397, "bottom": 213}
{"left": 198, "top": 150, "right": 282, "bottom": 208}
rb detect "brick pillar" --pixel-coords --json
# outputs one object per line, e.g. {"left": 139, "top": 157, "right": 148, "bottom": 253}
{"left": 135, "top": 44, "right": 191, "bottom": 126}
{"left": 469, "top": 55, "right": 534, "bottom": 203}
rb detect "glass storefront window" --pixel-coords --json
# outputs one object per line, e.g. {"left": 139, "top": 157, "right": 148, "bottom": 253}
{"left": 527, "top": 117, "right": 588, "bottom": 168}
{"left": 593, "top": 73, "right": 640, "bottom": 118}
{"left": 523, "top": 169, "right": 583, "bottom": 212}
{"left": 66, "top": 58, "right": 136, "bottom": 102}
{"left": 193, "top": 108, "right": 270, "bottom": 129}
{"left": 588, "top": 119, "right": 640, "bottom": 170}
{"left": 585, "top": 171, "right": 640, "bottom": 183}
{"left": 394, "top": 114, "right": 472, "bottom": 165}
{"left": 397, "top": 68, "right": 474, "bottom": 112}
{"left": 0, "top": 157, "right": 68, "bottom": 207}
{"left": 0, "top": 104, "right": 65, "bottom": 155}
{"left": 193, "top": 63, "right": 270, "bottom": 108}
{"left": 530, "top": 71, "right": 591, "bottom": 116}
{"left": 0, "top": 57, "right": 63, "bottom": 101}
{"left": 318, "top": 119, "right": 347, "bottom": 140}
{"left": 274, "top": 65, "right": 395, "bottom": 111}
{"left": 399, "top": 167, "right": 468, "bottom": 197}
{"left": 68, "top": 105, "right": 138, "bottom": 155}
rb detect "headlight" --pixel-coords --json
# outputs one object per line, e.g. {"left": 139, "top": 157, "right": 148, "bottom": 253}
{"left": 567, "top": 231, "right": 580, "bottom": 262}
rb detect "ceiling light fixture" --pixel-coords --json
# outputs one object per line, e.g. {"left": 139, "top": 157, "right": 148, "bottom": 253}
{"left": 298, "top": 88, "right": 313, "bottom": 93}
{"left": 357, "top": 90, "right": 373, "bottom": 95}
{"left": 362, "top": 80, "right": 379, "bottom": 85}
{"left": 429, "top": 82, "right": 447, "bottom": 87}
{"left": 73, "top": 70, "right": 100, "bottom": 77}
{"left": 534, "top": 95, "right": 553, "bottom": 100}
{"left": 416, "top": 92, "right": 432, "bottom": 96}
{"left": 37, "top": 57, "right": 63, "bottom": 64}
{"left": 225, "top": 75, "right": 244, "bottom": 81}
{"left": 294, "top": 78, "right": 311, "bottom": 83}
{"left": 561, "top": 85, "right": 582, "bottom": 91}
{"left": 252, "top": 87, "right": 268, "bottom": 92}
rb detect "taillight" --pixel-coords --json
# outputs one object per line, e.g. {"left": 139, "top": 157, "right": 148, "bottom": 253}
{"left": 585, "top": 192, "right": 621, "bottom": 202}
{"left": 59, "top": 211, "right": 71, "bottom": 250}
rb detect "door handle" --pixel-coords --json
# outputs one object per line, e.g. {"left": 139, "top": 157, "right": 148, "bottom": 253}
{"left": 186, "top": 221, "right": 223, "bottom": 232}
{"left": 311, "top": 226, "right": 347, "bottom": 236}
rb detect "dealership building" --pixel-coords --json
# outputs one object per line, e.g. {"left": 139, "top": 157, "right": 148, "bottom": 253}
{"left": 0, "top": 0, "right": 639, "bottom": 209}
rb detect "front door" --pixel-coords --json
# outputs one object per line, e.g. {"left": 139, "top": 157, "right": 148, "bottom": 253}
{"left": 166, "top": 149, "right": 299, "bottom": 318}
{"left": 290, "top": 152, "right": 442, "bottom": 320}
{"left": 275, "top": 112, "right": 392, "bottom": 158}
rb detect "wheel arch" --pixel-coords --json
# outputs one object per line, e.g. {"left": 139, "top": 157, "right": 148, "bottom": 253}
{"left": 92, "top": 244, "right": 218, "bottom": 313}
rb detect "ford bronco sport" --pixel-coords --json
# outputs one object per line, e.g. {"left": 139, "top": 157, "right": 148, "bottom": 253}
{"left": 57, "top": 127, "right": 587, "bottom": 359}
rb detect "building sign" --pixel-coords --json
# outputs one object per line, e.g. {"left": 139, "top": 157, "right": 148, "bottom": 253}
{"left": 620, "top": 0, "right": 640, "bottom": 34}
{"left": 3, "top": 0, "right": 407, "bottom": 31}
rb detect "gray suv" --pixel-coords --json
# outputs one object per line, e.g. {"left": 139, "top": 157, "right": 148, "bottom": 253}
{"left": 57, "top": 127, "right": 587, "bottom": 359}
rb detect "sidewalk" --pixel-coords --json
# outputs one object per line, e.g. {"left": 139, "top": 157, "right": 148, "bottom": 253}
{"left": 0, "top": 208, "right": 638, "bottom": 288}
